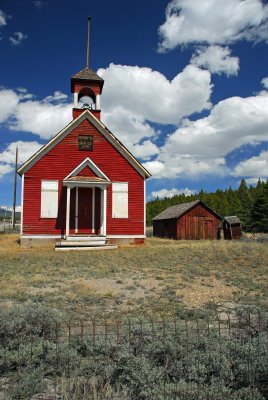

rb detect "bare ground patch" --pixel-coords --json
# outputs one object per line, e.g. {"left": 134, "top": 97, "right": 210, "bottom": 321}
{"left": 0, "top": 233, "right": 267, "bottom": 315}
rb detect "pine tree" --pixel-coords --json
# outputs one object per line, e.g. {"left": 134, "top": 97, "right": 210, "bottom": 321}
{"left": 251, "top": 180, "right": 268, "bottom": 232}
{"left": 237, "top": 179, "right": 253, "bottom": 230}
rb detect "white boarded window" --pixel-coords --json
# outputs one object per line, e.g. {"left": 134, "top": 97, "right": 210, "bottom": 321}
{"left": 41, "top": 180, "right": 58, "bottom": 218}
{"left": 112, "top": 183, "right": 128, "bottom": 218}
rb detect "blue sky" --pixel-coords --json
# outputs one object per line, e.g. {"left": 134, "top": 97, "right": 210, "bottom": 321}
{"left": 1, "top": 0, "right": 268, "bottom": 206}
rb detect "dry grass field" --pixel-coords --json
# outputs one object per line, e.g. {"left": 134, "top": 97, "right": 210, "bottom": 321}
{"left": 0, "top": 233, "right": 267, "bottom": 317}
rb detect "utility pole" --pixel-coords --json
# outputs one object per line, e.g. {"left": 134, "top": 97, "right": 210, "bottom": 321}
{"left": 12, "top": 147, "right": 18, "bottom": 230}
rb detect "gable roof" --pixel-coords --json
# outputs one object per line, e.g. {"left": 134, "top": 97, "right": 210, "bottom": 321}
{"left": 152, "top": 200, "right": 222, "bottom": 221}
{"left": 224, "top": 216, "right": 241, "bottom": 225}
{"left": 17, "top": 110, "right": 151, "bottom": 179}
{"left": 64, "top": 157, "right": 110, "bottom": 181}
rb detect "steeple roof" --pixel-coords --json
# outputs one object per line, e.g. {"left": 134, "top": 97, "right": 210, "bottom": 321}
{"left": 72, "top": 66, "right": 104, "bottom": 82}
{"left": 71, "top": 66, "right": 104, "bottom": 93}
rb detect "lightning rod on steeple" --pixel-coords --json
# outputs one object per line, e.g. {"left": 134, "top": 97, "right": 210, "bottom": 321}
{"left": 86, "top": 16, "right": 91, "bottom": 67}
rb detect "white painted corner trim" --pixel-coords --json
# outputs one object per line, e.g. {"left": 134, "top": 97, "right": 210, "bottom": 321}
{"left": 20, "top": 174, "right": 24, "bottom": 235}
{"left": 64, "top": 157, "right": 110, "bottom": 181}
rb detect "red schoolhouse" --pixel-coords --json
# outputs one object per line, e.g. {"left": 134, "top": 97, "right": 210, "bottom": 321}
{"left": 18, "top": 23, "right": 151, "bottom": 248}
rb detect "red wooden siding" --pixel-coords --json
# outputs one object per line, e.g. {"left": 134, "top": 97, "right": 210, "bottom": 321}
{"left": 73, "top": 83, "right": 101, "bottom": 96}
{"left": 77, "top": 166, "right": 98, "bottom": 177}
{"left": 177, "top": 204, "right": 221, "bottom": 240}
{"left": 72, "top": 109, "right": 101, "bottom": 120}
{"left": 153, "top": 203, "right": 221, "bottom": 240}
{"left": 23, "top": 117, "right": 145, "bottom": 236}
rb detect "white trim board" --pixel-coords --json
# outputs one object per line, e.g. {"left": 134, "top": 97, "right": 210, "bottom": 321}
{"left": 20, "top": 174, "right": 24, "bottom": 235}
{"left": 64, "top": 157, "right": 110, "bottom": 181}
{"left": 17, "top": 110, "right": 151, "bottom": 179}
{"left": 21, "top": 234, "right": 145, "bottom": 239}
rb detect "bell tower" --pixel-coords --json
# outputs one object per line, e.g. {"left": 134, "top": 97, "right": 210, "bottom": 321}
{"left": 71, "top": 17, "right": 104, "bottom": 120}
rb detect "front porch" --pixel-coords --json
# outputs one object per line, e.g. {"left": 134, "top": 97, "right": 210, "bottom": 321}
{"left": 64, "top": 177, "right": 109, "bottom": 238}
{"left": 57, "top": 176, "right": 116, "bottom": 250}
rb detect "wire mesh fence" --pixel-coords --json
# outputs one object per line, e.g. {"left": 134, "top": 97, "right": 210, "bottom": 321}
{"left": 0, "top": 306, "right": 268, "bottom": 399}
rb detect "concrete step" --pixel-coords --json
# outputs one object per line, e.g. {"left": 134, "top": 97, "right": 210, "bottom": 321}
{"left": 55, "top": 245, "right": 118, "bottom": 252}
{"left": 66, "top": 235, "right": 106, "bottom": 242}
{"left": 57, "top": 240, "right": 106, "bottom": 246}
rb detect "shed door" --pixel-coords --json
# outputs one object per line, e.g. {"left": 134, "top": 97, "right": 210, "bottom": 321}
{"left": 186, "top": 217, "right": 214, "bottom": 240}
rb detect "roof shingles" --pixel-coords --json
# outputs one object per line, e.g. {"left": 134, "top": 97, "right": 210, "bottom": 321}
{"left": 71, "top": 67, "right": 104, "bottom": 82}
{"left": 152, "top": 200, "right": 200, "bottom": 221}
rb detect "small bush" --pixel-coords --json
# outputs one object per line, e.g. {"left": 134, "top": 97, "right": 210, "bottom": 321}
{"left": 0, "top": 304, "right": 268, "bottom": 399}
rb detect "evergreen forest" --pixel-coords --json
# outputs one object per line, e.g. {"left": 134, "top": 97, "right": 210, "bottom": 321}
{"left": 146, "top": 178, "right": 268, "bottom": 232}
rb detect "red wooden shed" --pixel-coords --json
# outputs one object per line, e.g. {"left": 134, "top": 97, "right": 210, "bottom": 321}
{"left": 17, "top": 19, "right": 151, "bottom": 249}
{"left": 152, "top": 200, "right": 222, "bottom": 240}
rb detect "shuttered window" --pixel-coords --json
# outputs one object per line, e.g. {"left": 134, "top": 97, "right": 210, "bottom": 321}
{"left": 112, "top": 183, "right": 128, "bottom": 218}
{"left": 41, "top": 180, "right": 58, "bottom": 218}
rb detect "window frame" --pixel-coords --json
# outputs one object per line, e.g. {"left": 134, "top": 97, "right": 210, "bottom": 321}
{"left": 78, "top": 135, "right": 93, "bottom": 151}
{"left": 112, "top": 182, "right": 128, "bottom": 219}
{"left": 40, "top": 180, "right": 59, "bottom": 219}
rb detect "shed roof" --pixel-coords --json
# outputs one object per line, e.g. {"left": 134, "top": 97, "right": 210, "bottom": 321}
{"left": 224, "top": 216, "right": 241, "bottom": 225}
{"left": 152, "top": 200, "right": 222, "bottom": 221}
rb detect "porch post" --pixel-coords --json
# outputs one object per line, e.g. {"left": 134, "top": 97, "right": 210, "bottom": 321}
{"left": 66, "top": 186, "right": 71, "bottom": 237}
{"left": 100, "top": 187, "right": 107, "bottom": 236}
{"left": 103, "top": 187, "right": 107, "bottom": 236}
{"left": 92, "top": 187, "right": 95, "bottom": 234}
{"left": 75, "top": 187, "right": 78, "bottom": 234}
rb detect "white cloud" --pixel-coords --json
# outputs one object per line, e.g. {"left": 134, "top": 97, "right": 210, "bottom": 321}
{"left": 245, "top": 177, "right": 266, "bottom": 185}
{"left": 11, "top": 101, "right": 72, "bottom": 139}
{"left": 44, "top": 91, "right": 68, "bottom": 103}
{"left": 9, "top": 32, "right": 28, "bottom": 46}
{"left": 0, "top": 10, "right": 7, "bottom": 26}
{"left": 132, "top": 140, "right": 160, "bottom": 160}
{"left": 98, "top": 63, "right": 212, "bottom": 126}
{"left": 145, "top": 89, "right": 268, "bottom": 179}
{"left": 0, "top": 89, "right": 19, "bottom": 123}
{"left": 232, "top": 151, "right": 268, "bottom": 178}
{"left": 0, "top": 87, "right": 72, "bottom": 139}
{"left": 0, "top": 141, "right": 42, "bottom": 178}
{"left": 98, "top": 63, "right": 212, "bottom": 160}
{"left": 261, "top": 77, "right": 268, "bottom": 89}
{"left": 151, "top": 187, "right": 196, "bottom": 199}
{"left": 166, "top": 94, "right": 268, "bottom": 157}
{"left": 191, "top": 45, "right": 239, "bottom": 76}
{"left": 158, "top": 0, "right": 268, "bottom": 51}
{"left": 0, "top": 141, "right": 42, "bottom": 165}
{"left": 144, "top": 156, "right": 228, "bottom": 179}
{"left": 0, "top": 164, "right": 13, "bottom": 178}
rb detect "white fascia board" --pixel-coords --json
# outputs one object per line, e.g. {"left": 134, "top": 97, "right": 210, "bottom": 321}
{"left": 64, "top": 157, "right": 110, "bottom": 181}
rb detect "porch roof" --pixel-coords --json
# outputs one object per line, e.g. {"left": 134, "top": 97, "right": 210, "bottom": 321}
{"left": 63, "top": 175, "right": 110, "bottom": 187}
